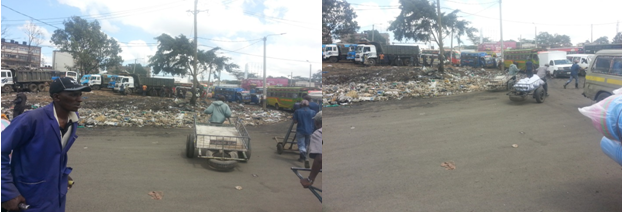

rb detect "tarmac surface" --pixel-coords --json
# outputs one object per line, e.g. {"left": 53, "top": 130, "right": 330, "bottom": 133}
{"left": 64, "top": 120, "right": 322, "bottom": 211}
{"left": 323, "top": 76, "right": 622, "bottom": 211}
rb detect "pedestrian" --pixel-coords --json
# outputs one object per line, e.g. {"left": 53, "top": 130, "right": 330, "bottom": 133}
{"left": 508, "top": 62, "right": 519, "bottom": 79}
{"left": 204, "top": 96, "right": 232, "bottom": 124}
{"left": 160, "top": 85, "right": 166, "bottom": 98}
{"left": 12, "top": 93, "right": 27, "bottom": 120}
{"left": 565, "top": 59, "right": 581, "bottom": 89}
{"left": 300, "top": 111, "right": 322, "bottom": 188}
{"left": 303, "top": 94, "right": 320, "bottom": 114}
{"left": 1, "top": 77, "right": 91, "bottom": 212}
{"left": 142, "top": 84, "right": 147, "bottom": 96}
{"left": 536, "top": 64, "right": 549, "bottom": 96}
{"left": 120, "top": 83, "right": 125, "bottom": 95}
{"left": 293, "top": 100, "right": 317, "bottom": 168}
{"left": 525, "top": 58, "right": 534, "bottom": 78}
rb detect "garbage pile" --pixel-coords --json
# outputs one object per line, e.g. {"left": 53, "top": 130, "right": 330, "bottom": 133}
{"left": 1, "top": 92, "right": 289, "bottom": 128}
{"left": 322, "top": 65, "right": 503, "bottom": 106}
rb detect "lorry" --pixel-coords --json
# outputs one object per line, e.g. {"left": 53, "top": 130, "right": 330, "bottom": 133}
{"left": 323, "top": 44, "right": 350, "bottom": 63}
{"left": 1, "top": 66, "right": 54, "bottom": 93}
{"left": 50, "top": 70, "right": 79, "bottom": 81}
{"left": 355, "top": 42, "right": 420, "bottom": 66}
{"left": 80, "top": 74, "right": 114, "bottom": 90}
{"left": 107, "top": 75, "right": 120, "bottom": 90}
{"left": 114, "top": 74, "right": 175, "bottom": 96}
{"left": 538, "top": 51, "right": 573, "bottom": 78}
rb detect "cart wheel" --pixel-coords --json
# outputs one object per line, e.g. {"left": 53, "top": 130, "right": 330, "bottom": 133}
{"left": 208, "top": 159, "right": 237, "bottom": 171}
{"left": 277, "top": 142, "right": 284, "bottom": 154}
{"left": 534, "top": 87, "right": 545, "bottom": 103}
{"left": 186, "top": 134, "right": 195, "bottom": 158}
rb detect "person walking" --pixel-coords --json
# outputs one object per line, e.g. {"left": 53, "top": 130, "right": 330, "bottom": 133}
{"left": 564, "top": 59, "right": 581, "bottom": 89}
{"left": 12, "top": 93, "right": 27, "bottom": 120}
{"left": 293, "top": 100, "right": 317, "bottom": 168}
{"left": 2, "top": 77, "right": 91, "bottom": 212}
{"left": 300, "top": 111, "right": 322, "bottom": 188}
{"left": 142, "top": 84, "right": 147, "bottom": 96}
{"left": 204, "top": 96, "right": 232, "bottom": 124}
{"left": 525, "top": 58, "right": 534, "bottom": 78}
{"left": 536, "top": 64, "right": 550, "bottom": 96}
{"left": 303, "top": 95, "right": 320, "bottom": 114}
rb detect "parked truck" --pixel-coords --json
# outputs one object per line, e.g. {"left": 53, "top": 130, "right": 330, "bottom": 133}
{"left": 114, "top": 74, "right": 175, "bottom": 96}
{"left": 80, "top": 74, "right": 114, "bottom": 90}
{"left": 323, "top": 44, "right": 350, "bottom": 63}
{"left": 355, "top": 42, "right": 420, "bottom": 66}
{"left": 1, "top": 66, "right": 53, "bottom": 93}
{"left": 538, "top": 51, "right": 573, "bottom": 78}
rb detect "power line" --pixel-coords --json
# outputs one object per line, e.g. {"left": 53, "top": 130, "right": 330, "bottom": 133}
{"left": 199, "top": 44, "right": 320, "bottom": 64}
{"left": 198, "top": 37, "right": 263, "bottom": 42}
{"left": 1, "top": 5, "right": 60, "bottom": 29}
{"left": 231, "top": 40, "right": 262, "bottom": 51}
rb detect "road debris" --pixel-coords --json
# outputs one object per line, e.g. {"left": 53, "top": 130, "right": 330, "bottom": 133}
{"left": 512, "top": 144, "right": 519, "bottom": 148}
{"left": 148, "top": 191, "right": 163, "bottom": 200}
{"left": 235, "top": 186, "right": 243, "bottom": 190}
{"left": 441, "top": 161, "right": 456, "bottom": 170}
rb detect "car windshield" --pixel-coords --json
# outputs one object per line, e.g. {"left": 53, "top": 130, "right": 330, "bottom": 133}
{"left": 554, "top": 59, "right": 571, "bottom": 65}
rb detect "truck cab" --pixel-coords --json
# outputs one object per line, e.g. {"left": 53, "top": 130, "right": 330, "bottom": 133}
{"left": 114, "top": 76, "right": 135, "bottom": 93}
{"left": 323, "top": 44, "right": 340, "bottom": 62}
{"left": 1, "top": 69, "right": 14, "bottom": 93}
{"left": 538, "top": 51, "right": 573, "bottom": 77}
{"left": 81, "top": 74, "right": 103, "bottom": 89}
{"left": 355, "top": 45, "right": 377, "bottom": 64}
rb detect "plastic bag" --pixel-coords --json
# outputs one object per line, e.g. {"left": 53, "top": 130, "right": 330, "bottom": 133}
{"left": 578, "top": 94, "right": 622, "bottom": 141}
{"left": 601, "top": 136, "right": 622, "bottom": 166}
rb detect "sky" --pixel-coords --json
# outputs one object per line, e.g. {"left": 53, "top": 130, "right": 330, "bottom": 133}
{"left": 1, "top": 0, "right": 320, "bottom": 82}
{"left": 346, "top": 0, "right": 621, "bottom": 50}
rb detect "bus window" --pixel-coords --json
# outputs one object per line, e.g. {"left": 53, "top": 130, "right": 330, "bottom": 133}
{"left": 593, "top": 56, "right": 613, "bottom": 74}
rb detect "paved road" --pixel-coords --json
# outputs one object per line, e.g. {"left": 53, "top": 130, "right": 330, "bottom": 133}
{"left": 65, "top": 120, "right": 322, "bottom": 211}
{"left": 324, "top": 77, "right": 622, "bottom": 211}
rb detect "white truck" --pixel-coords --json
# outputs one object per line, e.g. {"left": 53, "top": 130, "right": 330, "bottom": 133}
{"left": 354, "top": 42, "right": 420, "bottom": 66}
{"left": 538, "top": 51, "right": 573, "bottom": 78}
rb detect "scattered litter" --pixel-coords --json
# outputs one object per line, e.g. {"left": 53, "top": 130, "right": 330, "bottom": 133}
{"left": 519, "top": 132, "right": 525, "bottom": 135}
{"left": 148, "top": 191, "right": 163, "bottom": 200}
{"left": 252, "top": 174, "right": 258, "bottom": 177}
{"left": 350, "top": 126, "right": 355, "bottom": 130}
{"left": 83, "top": 147, "right": 88, "bottom": 149}
{"left": 512, "top": 144, "right": 518, "bottom": 148}
{"left": 235, "top": 186, "right": 243, "bottom": 190}
{"left": 441, "top": 161, "right": 456, "bottom": 170}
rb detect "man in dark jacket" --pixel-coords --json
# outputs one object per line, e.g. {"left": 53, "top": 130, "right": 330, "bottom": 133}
{"left": 2, "top": 77, "right": 91, "bottom": 212}
{"left": 12, "top": 93, "right": 27, "bottom": 120}
{"left": 565, "top": 59, "right": 581, "bottom": 89}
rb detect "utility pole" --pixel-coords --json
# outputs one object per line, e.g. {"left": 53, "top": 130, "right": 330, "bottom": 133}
{"left": 591, "top": 24, "right": 593, "bottom": 43}
{"left": 499, "top": 0, "right": 504, "bottom": 72}
{"left": 372, "top": 24, "right": 375, "bottom": 42}
{"left": 309, "top": 63, "right": 312, "bottom": 85}
{"left": 133, "top": 59, "right": 137, "bottom": 73}
{"left": 450, "top": 29, "right": 454, "bottom": 65}
{"left": 190, "top": 0, "right": 203, "bottom": 104}
{"left": 436, "top": 0, "right": 444, "bottom": 73}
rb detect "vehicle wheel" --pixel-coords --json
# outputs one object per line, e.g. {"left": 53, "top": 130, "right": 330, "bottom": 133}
{"left": 534, "top": 87, "right": 545, "bottom": 103}
{"left": 37, "top": 84, "right": 46, "bottom": 92}
{"left": 596, "top": 92, "right": 611, "bottom": 102}
{"left": 208, "top": 159, "right": 237, "bottom": 171}
{"left": 393, "top": 59, "right": 403, "bottom": 66}
{"left": 276, "top": 142, "right": 284, "bottom": 154}
{"left": 275, "top": 103, "right": 280, "bottom": 110}
{"left": 186, "top": 134, "right": 195, "bottom": 158}
{"left": 368, "top": 59, "right": 376, "bottom": 66}
{"left": 149, "top": 89, "right": 157, "bottom": 96}
{"left": 28, "top": 83, "right": 37, "bottom": 92}
{"left": 2, "top": 85, "right": 12, "bottom": 93}
{"left": 93, "top": 85, "right": 100, "bottom": 90}
{"left": 553, "top": 72, "right": 558, "bottom": 78}
{"left": 329, "top": 57, "right": 338, "bottom": 63}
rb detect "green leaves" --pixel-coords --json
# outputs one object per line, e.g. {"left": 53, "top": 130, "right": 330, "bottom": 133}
{"left": 50, "top": 16, "right": 123, "bottom": 75}
{"left": 322, "top": 0, "right": 359, "bottom": 44}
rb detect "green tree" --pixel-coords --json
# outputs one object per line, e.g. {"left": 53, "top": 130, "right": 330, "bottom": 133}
{"left": 594, "top": 36, "right": 609, "bottom": 44}
{"left": 613, "top": 32, "right": 622, "bottom": 43}
{"left": 127, "top": 63, "right": 148, "bottom": 75}
{"left": 388, "top": 0, "right": 476, "bottom": 73}
{"left": 149, "top": 33, "right": 237, "bottom": 105}
{"left": 50, "top": 16, "right": 123, "bottom": 75}
{"left": 322, "top": 0, "right": 359, "bottom": 44}
{"left": 365, "top": 30, "right": 387, "bottom": 45}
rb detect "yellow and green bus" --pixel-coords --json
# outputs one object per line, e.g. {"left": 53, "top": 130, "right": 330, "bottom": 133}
{"left": 267, "top": 87, "right": 316, "bottom": 110}
{"left": 503, "top": 48, "right": 543, "bottom": 70}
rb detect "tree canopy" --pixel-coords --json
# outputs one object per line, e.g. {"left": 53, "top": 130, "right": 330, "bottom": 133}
{"left": 613, "top": 33, "right": 622, "bottom": 43}
{"left": 388, "top": 0, "right": 476, "bottom": 72}
{"left": 322, "top": 0, "right": 359, "bottom": 44}
{"left": 148, "top": 33, "right": 237, "bottom": 105}
{"left": 536, "top": 32, "right": 572, "bottom": 48}
{"left": 50, "top": 16, "right": 123, "bottom": 75}
{"left": 594, "top": 36, "right": 609, "bottom": 44}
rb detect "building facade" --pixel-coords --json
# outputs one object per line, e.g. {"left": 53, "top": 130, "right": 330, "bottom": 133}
{"left": 1, "top": 38, "right": 41, "bottom": 67}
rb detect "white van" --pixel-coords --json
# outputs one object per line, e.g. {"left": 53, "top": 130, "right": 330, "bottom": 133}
{"left": 538, "top": 51, "right": 573, "bottom": 78}
{"left": 567, "top": 54, "right": 595, "bottom": 76}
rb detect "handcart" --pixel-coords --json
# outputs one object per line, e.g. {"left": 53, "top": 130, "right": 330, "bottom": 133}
{"left": 274, "top": 120, "right": 298, "bottom": 154}
{"left": 291, "top": 167, "right": 322, "bottom": 203}
{"left": 186, "top": 115, "right": 251, "bottom": 171}
{"left": 486, "top": 74, "right": 515, "bottom": 91}
{"left": 507, "top": 76, "right": 547, "bottom": 103}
